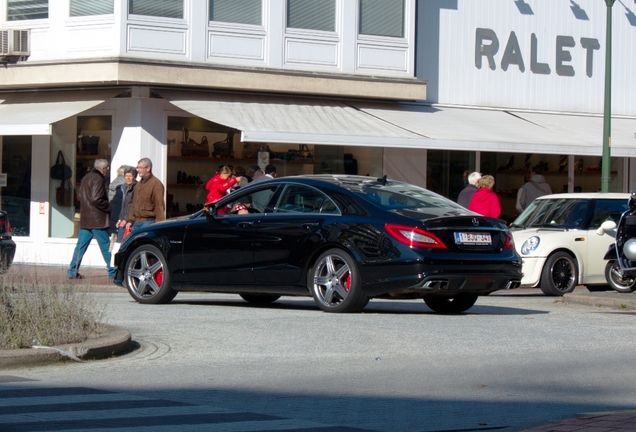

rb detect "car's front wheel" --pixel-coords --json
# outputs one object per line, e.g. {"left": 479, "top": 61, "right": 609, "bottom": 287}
{"left": 124, "top": 244, "right": 177, "bottom": 304}
{"left": 605, "top": 261, "right": 636, "bottom": 293}
{"left": 311, "top": 248, "right": 369, "bottom": 313}
{"left": 424, "top": 293, "right": 478, "bottom": 313}
{"left": 540, "top": 251, "right": 578, "bottom": 296}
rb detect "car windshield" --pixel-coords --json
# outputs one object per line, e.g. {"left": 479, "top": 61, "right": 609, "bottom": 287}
{"left": 355, "top": 181, "right": 466, "bottom": 212}
{"left": 512, "top": 198, "right": 590, "bottom": 229}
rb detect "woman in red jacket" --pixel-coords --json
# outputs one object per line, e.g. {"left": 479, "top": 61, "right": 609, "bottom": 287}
{"left": 205, "top": 166, "right": 242, "bottom": 213}
{"left": 468, "top": 175, "right": 501, "bottom": 218}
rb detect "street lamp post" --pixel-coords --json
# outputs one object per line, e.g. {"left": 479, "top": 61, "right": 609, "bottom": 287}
{"left": 601, "top": 0, "right": 615, "bottom": 193}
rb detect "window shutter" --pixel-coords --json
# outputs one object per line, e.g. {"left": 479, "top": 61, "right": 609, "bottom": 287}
{"left": 70, "top": 0, "right": 114, "bottom": 17}
{"left": 209, "top": 0, "right": 261, "bottom": 25}
{"left": 7, "top": 0, "right": 48, "bottom": 21}
{"left": 359, "top": 0, "right": 404, "bottom": 38}
{"left": 129, "top": 0, "right": 183, "bottom": 19}
{"left": 287, "top": 0, "right": 335, "bottom": 32}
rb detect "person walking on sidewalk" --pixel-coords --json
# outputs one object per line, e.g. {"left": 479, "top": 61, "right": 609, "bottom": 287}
{"left": 67, "top": 159, "right": 116, "bottom": 279}
{"left": 126, "top": 158, "right": 165, "bottom": 232}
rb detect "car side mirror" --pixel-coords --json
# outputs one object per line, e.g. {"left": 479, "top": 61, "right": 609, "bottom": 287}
{"left": 596, "top": 220, "right": 617, "bottom": 236}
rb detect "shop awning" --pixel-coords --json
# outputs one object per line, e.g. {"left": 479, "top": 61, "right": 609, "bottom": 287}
{"left": 158, "top": 90, "right": 424, "bottom": 147}
{"left": 159, "top": 90, "right": 636, "bottom": 157}
{"left": 358, "top": 103, "right": 636, "bottom": 157}
{"left": 0, "top": 90, "right": 121, "bottom": 135}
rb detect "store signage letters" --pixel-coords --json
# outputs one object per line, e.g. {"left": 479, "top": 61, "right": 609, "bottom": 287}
{"left": 475, "top": 28, "right": 600, "bottom": 77}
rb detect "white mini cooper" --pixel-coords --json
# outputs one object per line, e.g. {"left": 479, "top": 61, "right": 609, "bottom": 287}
{"left": 510, "top": 193, "right": 629, "bottom": 295}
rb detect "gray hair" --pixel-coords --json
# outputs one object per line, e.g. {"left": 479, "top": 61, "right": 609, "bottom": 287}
{"left": 468, "top": 171, "right": 482, "bottom": 186}
{"left": 124, "top": 166, "right": 138, "bottom": 177}
{"left": 138, "top": 157, "right": 152, "bottom": 171}
{"left": 94, "top": 159, "right": 109, "bottom": 170}
{"left": 116, "top": 164, "right": 128, "bottom": 177}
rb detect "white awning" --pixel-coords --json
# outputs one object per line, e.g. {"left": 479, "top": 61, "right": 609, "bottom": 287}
{"left": 159, "top": 90, "right": 636, "bottom": 156}
{"left": 0, "top": 90, "right": 122, "bottom": 135}
{"left": 158, "top": 90, "right": 423, "bottom": 147}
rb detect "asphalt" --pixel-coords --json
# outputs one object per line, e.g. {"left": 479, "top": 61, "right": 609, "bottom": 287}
{"left": 2, "top": 264, "right": 636, "bottom": 430}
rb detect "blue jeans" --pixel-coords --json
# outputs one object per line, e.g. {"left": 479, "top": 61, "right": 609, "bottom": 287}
{"left": 132, "top": 219, "right": 155, "bottom": 231}
{"left": 68, "top": 228, "right": 116, "bottom": 278}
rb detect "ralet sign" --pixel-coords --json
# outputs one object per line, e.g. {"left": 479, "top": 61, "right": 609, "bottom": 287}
{"left": 475, "top": 28, "right": 600, "bottom": 77}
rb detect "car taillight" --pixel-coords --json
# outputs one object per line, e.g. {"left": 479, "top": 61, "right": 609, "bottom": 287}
{"left": 385, "top": 224, "right": 447, "bottom": 249}
{"left": 503, "top": 232, "right": 515, "bottom": 250}
{"left": 0, "top": 219, "right": 8, "bottom": 234}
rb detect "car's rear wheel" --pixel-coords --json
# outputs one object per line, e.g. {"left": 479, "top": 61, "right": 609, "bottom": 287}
{"left": 239, "top": 294, "right": 281, "bottom": 304}
{"left": 424, "top": 293, "right": 478, "bottom": 313}
{"left": 311, "top": 248, "right": 368, "bottom": 313}
{"left": 125, "top": 244, "right": 177, "bottom": 304}
{"left": 605, "top": 261, "right": 636, "bottom": 293}
{"left": 540, "top": 251, "right": 578, "bottom": 296}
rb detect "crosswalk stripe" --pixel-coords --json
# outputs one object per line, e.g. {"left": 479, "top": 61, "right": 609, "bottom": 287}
{"left": 0, "top": 385, "right": 374, "bottom": 431}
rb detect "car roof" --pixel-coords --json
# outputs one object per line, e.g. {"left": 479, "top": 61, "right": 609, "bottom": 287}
{"left": 535, "top": 192, "right": 631, "bottom": 200}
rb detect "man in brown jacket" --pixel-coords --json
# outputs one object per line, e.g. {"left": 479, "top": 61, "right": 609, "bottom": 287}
{"left": 126, "top": 157, "right": 165, "bottom": 231}
{"left": 67, "top": 159, "right": 116, "bottom": 279}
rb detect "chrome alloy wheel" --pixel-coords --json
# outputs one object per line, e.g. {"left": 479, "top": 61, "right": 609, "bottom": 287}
{"left": 313, "top": 254, "right": 352, "bottom": 308}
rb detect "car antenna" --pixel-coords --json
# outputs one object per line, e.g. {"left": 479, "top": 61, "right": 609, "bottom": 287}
{"left": 376, "top": 175, "right": 387, "bottom": 185}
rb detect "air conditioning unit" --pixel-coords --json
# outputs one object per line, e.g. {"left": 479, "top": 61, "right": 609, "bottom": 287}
{"left": 0, "top": 29, "right": 30, "bottom": 61}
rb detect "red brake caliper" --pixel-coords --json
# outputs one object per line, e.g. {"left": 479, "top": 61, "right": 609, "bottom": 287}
{"left": 344, "top": 272, "right": 351, "bottom": 291}
{"left": 155, "top": 269, "right": 163, "bottom": 287}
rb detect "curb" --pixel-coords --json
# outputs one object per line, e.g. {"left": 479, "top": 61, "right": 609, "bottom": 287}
{"left": 0, "top": 324, "right": 131, "bottom": 369}
{"left": 563, "top": 290, "right": 636, "bottom": 310}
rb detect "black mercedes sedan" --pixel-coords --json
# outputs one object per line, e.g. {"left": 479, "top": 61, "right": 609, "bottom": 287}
{"left": 114, "top": 175, "right": 522, "bottom": 313}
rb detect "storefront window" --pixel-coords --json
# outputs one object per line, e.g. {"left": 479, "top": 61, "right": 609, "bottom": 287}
{"left": 572, "top": 155, "right": 624, "bottom": 193}
{"left": 7, "top": 0, "right": 48, "bottom": 20}
{"left": 166, "top": 116, "right": 384, "bottom": 218}
{"left": 2, "top": 136, "right": 31, "bottom": 236}
{"left": 70, "top": 0, "right": 113, "bottom": 16}
{"left": 209, "top": 0, "right": 261, "bottom": 25}
{"left": 359, "top": 0, "right": 404, "bottom": 38}
{"left": 287, "top": 0, "right": 335, "bottom": 32}
{"left": 426, "top": 150, "right": 476, "bottom": 203}
{"left": 49, "top": 115, "right": 112, "bottom": 238}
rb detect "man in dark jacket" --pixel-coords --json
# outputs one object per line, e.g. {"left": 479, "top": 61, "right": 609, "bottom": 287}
{"left": 67, "top": 159, "right": 116, "bottom": 279}
{"left": 457, "top": 171, "right": 481, "bottom": 208}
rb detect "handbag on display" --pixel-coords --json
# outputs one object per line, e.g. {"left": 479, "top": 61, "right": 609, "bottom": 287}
{"left": 180, "top": 127, "right": 210, "bottom": 157}
{"left": 56, "top": 179, "right": 73, "bottom": 207}
{"left": 212, "top": 132, "right": 235, "bottom": 158}
{"left": 50, "top": 151, "right": 73, "bottom": 180}
{"left": 79, "top": 135, "right": 100, "bottom": 155}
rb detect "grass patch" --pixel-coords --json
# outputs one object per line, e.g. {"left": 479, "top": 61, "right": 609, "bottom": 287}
{"left": 0, "top": 271, "right": 105, "bottom": 350}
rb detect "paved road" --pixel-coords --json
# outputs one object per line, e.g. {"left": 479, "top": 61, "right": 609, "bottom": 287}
{"left": 2, "top": 289, "right": 636, "bottom": 431}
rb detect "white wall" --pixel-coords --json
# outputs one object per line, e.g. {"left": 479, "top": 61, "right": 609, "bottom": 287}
{"left": 417, "top": 0, "right": 636, "bottom": 116}
{"left": 1, "top": 0, "right": 416, "bottom": 79}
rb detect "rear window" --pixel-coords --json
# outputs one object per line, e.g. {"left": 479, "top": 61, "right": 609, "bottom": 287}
{"left": 356, "top": 182, "right": 465, "bottom": 211}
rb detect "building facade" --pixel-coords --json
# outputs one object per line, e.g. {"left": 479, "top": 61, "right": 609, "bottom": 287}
{"left": 0, "top": 0, "right": 635, "bottom": 267}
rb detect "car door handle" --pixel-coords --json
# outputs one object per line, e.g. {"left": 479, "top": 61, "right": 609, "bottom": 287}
{"left": 302, "top": 222, "right": 319, "bottom": 229}
{"left": 237, "top": 221, "right": 255, "bottom": 228}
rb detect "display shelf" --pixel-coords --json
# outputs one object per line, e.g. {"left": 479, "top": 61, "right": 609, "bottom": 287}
{"left": 496, "top": 169, "right": 615, "bottom": 176}
{"left": 166, "top": 183, "right": 204, "bottom": 188}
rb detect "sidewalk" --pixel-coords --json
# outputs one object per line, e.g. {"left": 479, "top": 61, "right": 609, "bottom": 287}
{"left": 8, "top": 263, "right": 120, "bottom": 292}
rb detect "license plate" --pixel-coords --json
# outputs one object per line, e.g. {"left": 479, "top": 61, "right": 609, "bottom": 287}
{"left": 454, "top": 232, "right": 491, "bottom": 245}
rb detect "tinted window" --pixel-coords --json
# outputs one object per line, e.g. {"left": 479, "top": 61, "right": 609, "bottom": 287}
{"left": 287, "top": 0, "right": 335, "bottom": 32}
{"left": 590, "top": 199, "right": 628, "bottom": 229}
{"left": 209, "top": 0, "right": 261, "bottom": 25}
{"left": 513, "top": 198, "right": 628, "bottom": 230}
{"left": 356, "top": 182, "right": 465, "bottom": 211}
{"left": 359, "top": 0, "right": 404, "bottom": 38}
{"left": 8, "top": 0, "right": 48, "bottom": 20}
{"left": 274, "top": 184, "right": 339, "bottom": 214}
{"left": 70, "top": 0, "right": 113, "bottom": 16}
{"left": 129, "top": 0, "right": 183, "bottom": 18}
